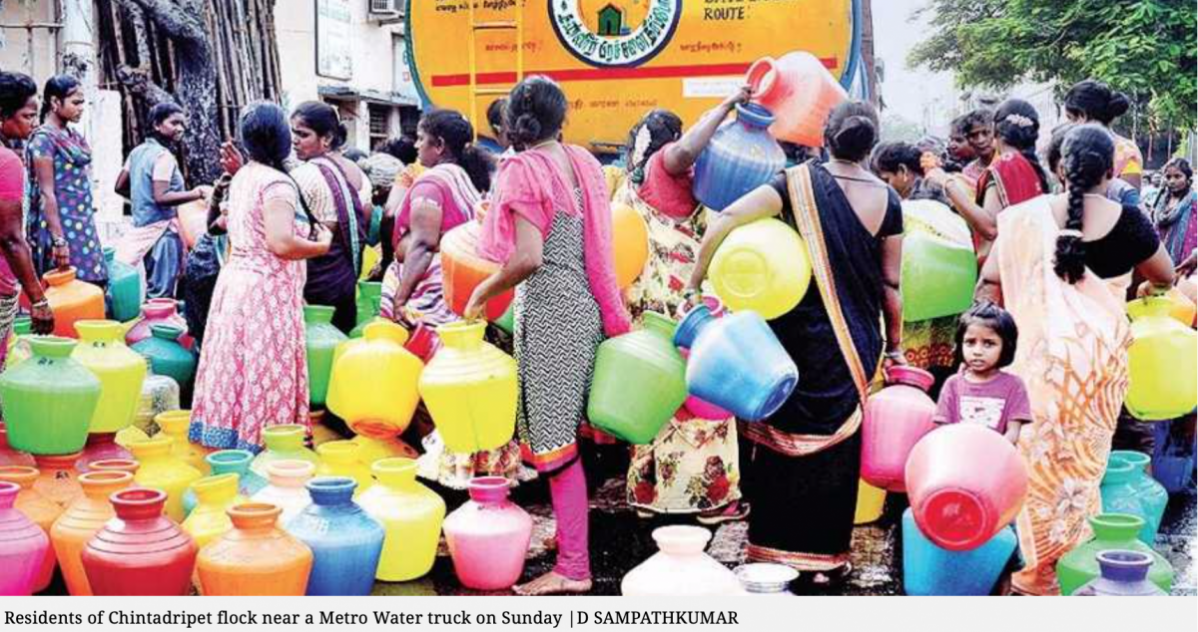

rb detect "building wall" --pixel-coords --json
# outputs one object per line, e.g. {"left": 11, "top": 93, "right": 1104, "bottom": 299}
{"left": 0, "top": 0, "right": 58, "bottom": 80}
{"left": 274, "top": 0, "right": 412, "bottom": 150}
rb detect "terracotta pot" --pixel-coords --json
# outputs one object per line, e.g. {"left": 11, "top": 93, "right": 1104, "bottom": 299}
{"left": 196, "top": 503, "right": 313, "bottom": 596}
{"left": 50, "top": 471, "right": 135, "bottom": 595}
{"left": 81, "top": 488, "right": 198, "bottom": 595}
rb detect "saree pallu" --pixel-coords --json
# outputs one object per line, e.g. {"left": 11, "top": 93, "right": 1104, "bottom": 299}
{"left": 994, "top": 197, "right": 1133, "bottom": 596}
{"left": 741, "top": 163, "right": 886, "bottom": 571}
{"left": 973, "top": 151, "right": 1044, "bottom": 263}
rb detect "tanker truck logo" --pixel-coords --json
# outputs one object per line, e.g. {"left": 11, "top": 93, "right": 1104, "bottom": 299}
{"left": 550, "top": 0, "right": 683, "bottom": 68}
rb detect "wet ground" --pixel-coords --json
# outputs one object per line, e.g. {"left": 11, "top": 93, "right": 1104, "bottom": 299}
{"left": 32, "top": 447, "right": 1195, "bottom": 598}
{"left": 379, "top": 448, "right": 1198, "bottom": 597}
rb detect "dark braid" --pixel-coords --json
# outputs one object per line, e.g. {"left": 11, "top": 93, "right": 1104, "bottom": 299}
{"left": 1054, "top": 124, "right": 1114, "bottom": 284}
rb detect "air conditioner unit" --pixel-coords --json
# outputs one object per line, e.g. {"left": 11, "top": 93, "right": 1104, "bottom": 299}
{"left": 369, "top": 0, "right": 402, "bottom": 21}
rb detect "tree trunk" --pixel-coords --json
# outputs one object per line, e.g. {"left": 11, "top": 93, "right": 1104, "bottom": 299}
{"left": 117, "top": 0, "right": 221, "bottom": 184}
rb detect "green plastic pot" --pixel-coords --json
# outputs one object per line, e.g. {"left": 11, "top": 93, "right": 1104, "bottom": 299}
{"left": 304, "top": 305, "right": 347, "bottom": 407}
{"left": 587, "top": 312, "right": 687, "bottom": 444}
{"left": 0, "top": 336, "right": 101, "bottom": 455}
{"left": 1056, "top": 513, "right": 1174, "bottom": 595}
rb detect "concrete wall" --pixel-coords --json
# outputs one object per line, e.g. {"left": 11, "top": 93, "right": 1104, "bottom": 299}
{"left": 274, "top": 0, "right": 409, "bottom": 150}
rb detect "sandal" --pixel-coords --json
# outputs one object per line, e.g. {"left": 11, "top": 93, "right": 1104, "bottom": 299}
{"left": 696, "top": 501, "right": 750, "bottom": 526}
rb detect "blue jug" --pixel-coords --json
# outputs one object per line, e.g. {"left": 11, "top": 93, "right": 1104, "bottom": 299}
{"left": 902, "top": 508, "right": 1017, "bottom": 596}
{"left": 673, "top": 304, "right": 797, "bottom": 421}
{"left": 287, "top": 477, "right": 385, "bottom": 596}
{"left": 1101, "top": 450, "right": 1169, "bottom": 545}
{"left": 692, "top": 103, "right": 787, "bottom": 212}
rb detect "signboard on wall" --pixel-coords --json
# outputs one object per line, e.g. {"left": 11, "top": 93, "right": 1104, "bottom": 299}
{"left": 316, "top": 0, "right": 353, "bottom": 80}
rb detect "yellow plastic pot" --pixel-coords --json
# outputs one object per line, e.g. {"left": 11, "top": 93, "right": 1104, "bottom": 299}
{"left": 327, "top": 322, "right": 422, "bottom": 437}
{"left": 315, "top": 441, "right": 374, "bottom": 497}
{"left": 181, "top": 473, "right": 245, "bottom": 548}
{"left": 71, "top": 321, "right": 148, "bottom": 434}
{"left": 357, "top": 458, "right": 445, "bottom": 582}
{"left": 1125, "top": 297, "right": 1198, "bottom": 420}
{"left": 129, "top": 436, "right": 202, "bottom": 522}
{"left": 154, "top": 411, "right": 211, "bottom": 475}
{"left": 418, "top": 321, "right": 518, "bottom": 454}
{"left": 708, "top": 218, "right": 811, "bottom": 320}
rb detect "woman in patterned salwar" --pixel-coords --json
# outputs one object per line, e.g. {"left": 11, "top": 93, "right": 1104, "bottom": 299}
{"left": 189, "top": 103, "right": 332, "bottom": 451}
{"left": 688, "top": 102, "right": 905, "bottom": 589}
{"left": 467, "top": 77, "right": 631, "bottom": 595}
{"left": 977, "top": 124, "right": 1174, "bottom": 595}
{"left": 616, "top": 92, "right": 749, "bottom": 523}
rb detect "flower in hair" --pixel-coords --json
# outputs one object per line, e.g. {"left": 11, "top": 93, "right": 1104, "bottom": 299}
{"left": 1004, "top": 113, "right": 1034, "bottom": 128}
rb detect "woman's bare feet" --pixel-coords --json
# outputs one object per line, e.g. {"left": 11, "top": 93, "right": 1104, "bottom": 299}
{"left": 512, "top": 571, "right": 592, "bottom": 596}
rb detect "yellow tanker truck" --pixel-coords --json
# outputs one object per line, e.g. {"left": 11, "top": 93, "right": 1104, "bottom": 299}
{"left": 405, "top": 0, "right": 866, "bottom": 152}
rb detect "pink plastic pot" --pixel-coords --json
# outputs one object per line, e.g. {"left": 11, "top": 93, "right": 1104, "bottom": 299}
{"left": 861, "top": 366, "right": 937, "bottom": 492}
{"left": 125, "top": 299, "right": 193, "bottom": 350}
{"left": 905, "top": 424, "right": 1029, "bottom": 551}
{"left": 0, "top": 481, "right": 51, "bottom": 595}
{"left": 442, "top": 477, "right": 532, "bottom": 591}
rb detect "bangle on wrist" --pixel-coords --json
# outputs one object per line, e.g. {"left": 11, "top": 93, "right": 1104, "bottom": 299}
{"left": 31, "top": 298, "right": 49, "bottom": 309}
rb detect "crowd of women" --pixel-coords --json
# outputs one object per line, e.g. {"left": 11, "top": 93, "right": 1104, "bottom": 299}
{"left": 1, "top": 66, "right": 1194, "bottom": 596}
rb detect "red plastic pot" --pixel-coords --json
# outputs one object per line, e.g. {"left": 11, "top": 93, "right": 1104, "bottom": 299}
{"left": 80, "top": 487, "right": 197, "bottom": 595}
{"left": 905, "top": 424, "right": 1028, "bottom": 551}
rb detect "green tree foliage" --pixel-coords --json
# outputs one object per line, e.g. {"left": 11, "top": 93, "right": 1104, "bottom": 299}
{"left": 909, "top": 0, "right": 1196, "bottom": 131}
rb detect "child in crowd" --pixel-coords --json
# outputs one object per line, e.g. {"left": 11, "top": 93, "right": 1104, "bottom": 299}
{"left": 934, "top": 302, "right": 1032, "bottom": 445}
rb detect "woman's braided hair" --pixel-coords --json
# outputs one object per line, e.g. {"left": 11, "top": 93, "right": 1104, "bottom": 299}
{"left": 1055, "top": 123, "right": 1114, "bottom": 284}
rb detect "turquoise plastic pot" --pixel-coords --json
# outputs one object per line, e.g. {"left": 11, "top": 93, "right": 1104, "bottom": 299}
{"left": 131, "top": 325, "right": 197, "bottom": 389}
{"left": 1101, "top": 450, "right": 1169, "bottom": 545}
{"left": 104, "top": 247, "right": 142, "bottom": 322}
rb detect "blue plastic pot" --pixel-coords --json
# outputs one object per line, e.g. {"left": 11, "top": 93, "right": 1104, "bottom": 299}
{"left": 286, "top": 477, "right": 385, "bottom": 596}
{"left": 673, "top": 304, "right": 797, "bottom": 421}
{"left": 901, "top": 508, "right": 1017, "bottom": 596}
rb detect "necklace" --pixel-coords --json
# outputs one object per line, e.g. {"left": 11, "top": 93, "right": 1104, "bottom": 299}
{"left": 831, "top": 158, "right": 860, "bottom": 167}
{"left": 530, "top": 139, "right": 557, "bottom": 151}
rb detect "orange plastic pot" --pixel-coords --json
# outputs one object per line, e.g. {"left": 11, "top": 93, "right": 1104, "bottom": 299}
{"left": 40, "top": 268, "right": 105, "bottom": 338}
{"left": 440, "top": 222, "right": 513, "bottom": 321}
{"left": 196, "top": 503, "right": 313, "bottom": 596}
{"left": 50, "top": 471, "right": 135, "bottom": 595}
